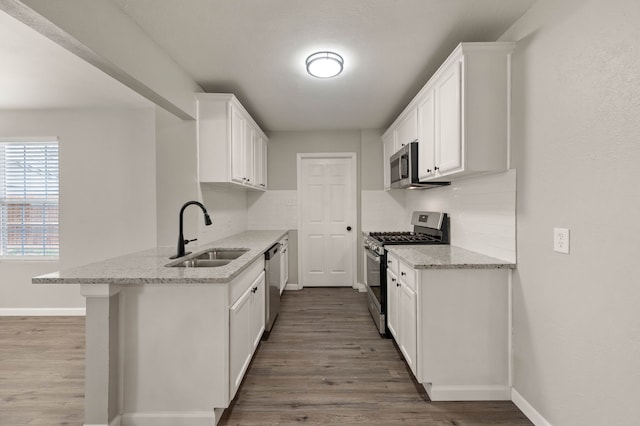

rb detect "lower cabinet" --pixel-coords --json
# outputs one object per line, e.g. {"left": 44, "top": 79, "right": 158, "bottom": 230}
{"left": 229, "top": 269, "right": 265, "bottom": 398}
{"left": 398, "top": 276, "right": 417, "bottom": 375}
{"left": 387, "top": 258, "right": 417, "bottom": 376}
{"left": 386, "top": 269, "right": 399, "bottom": 339}
{"left": 279, "top": 234, "right": 289, "bottom": 294}
{"left": 386, "top": 253, "right": 510, "bottom": 401}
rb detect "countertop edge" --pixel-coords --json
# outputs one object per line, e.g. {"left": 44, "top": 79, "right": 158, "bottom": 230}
{"left": 32, "top": 230, "right": 289, "bottom": 285}
{"left": 385, "top": 245, "right": 516, "bottom": 270}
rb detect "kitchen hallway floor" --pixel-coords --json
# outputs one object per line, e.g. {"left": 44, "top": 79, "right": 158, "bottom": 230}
{"left": 220, "top": 287, "right": 532, "bottom": 425}
{"left": 0, "top": 288, "right": 532, "bottom": 425}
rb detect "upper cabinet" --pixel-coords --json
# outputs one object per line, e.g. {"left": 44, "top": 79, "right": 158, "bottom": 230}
{"left": 197, "top": 93, "right": 268, "bottom": 191}
{"left": 384, "top": 42, "right": 515, "bottom": 186}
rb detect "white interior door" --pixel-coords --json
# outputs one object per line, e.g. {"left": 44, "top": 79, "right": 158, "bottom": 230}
{"left": 298, "top": 154, "right": 356, "bottom": 287}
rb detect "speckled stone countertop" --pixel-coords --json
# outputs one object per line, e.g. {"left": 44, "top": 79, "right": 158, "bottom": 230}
{"left": 385, "top": 245, "right": 516, "bottom": 269}
{"left": 32, "top": 230, "right": 288, "bottom": 284}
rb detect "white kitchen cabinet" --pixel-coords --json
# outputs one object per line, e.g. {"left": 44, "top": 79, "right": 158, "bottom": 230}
{"left": 279, "top": 234, "right": 289, "bottom": 294}
{"left": 434, "top": 59, "right": 463, "bottom": 176}
{"left": 382, "top": 131, "right": 395, "bottom": 190}
{"left": 386, "top": 268, "right": 399, "bottom": 339}
{"left": 387, "top": 255, "right": 418, "bottom": 376}
{"left": 230, "top": 105, "right": 246, "bottom": 184}
{"left": 230, "top": 268, "right": 265, "bottom": 398}
{"left": 395, "top": 109, "right": 418, "bottom": 149}
{"left": 417, "top": 90, "right": 436, "bottom": 180}
{"left": 385, "top": 42, "right": 515, "bottom": 184}
{"left": 398, "top": 262, "right": 417, "bottom": 376}
{"left": 386, "top": 255, "right": 510, "bottom": 401}
{"left": 254, "top": 134, "right": 267, "bottom": 189}
{"left": 197, "top": 93, "right": 268, "bottom": 191}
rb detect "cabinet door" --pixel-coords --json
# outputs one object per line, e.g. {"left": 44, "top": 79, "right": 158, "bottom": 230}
{"left": 255, "top": 135, "right": 267, "bottom": 190}
{"left": 229, "top": 286, "right": 252, "bottom": 396}
{"left": 250, "top": 271, "right": 265, "bottom": 350}
{"left": 396, "top": 110, "right": 418, "bottom": 149}
{"left": 382, "top": 132, "right": 395, "bottom": 190}
{"left": 417, "top": 90, "right": 436, "bottom": 180}
{"left": 280, "top": 243, "right": 289, "bottom": 293}
{"left": 435, "top": 59, "right": 463, "bottom": 176}
{"left": 230, "top": 106, "right": 246, "bottom": 184}
{"left": 244, "top": 123, "right": 255, "bottom": 186}
{"left": 399, "top": 282, "right": 418, "bottom": 376}
{"left": 386, "top": 269, "right": 399, "bottom": 339}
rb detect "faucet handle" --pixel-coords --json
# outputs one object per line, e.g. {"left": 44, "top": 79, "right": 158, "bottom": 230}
{"left": 184, "top": 238, "right": 197, "bottom": 245}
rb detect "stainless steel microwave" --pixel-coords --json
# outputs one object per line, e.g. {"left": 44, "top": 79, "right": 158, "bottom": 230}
{"left": 389, "top": 142, "right": 450, "bottom": 189}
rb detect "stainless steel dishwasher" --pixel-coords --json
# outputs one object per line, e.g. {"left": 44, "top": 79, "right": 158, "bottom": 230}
{"left": 264, "top": 243, "right": 281, "bottom": 332}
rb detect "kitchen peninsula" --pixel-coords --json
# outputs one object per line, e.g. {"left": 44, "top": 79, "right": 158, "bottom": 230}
{"left": 33, "top": 230, "right": 287, "bottom": 426}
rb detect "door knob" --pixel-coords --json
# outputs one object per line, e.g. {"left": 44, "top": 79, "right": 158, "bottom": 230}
{"left": 346, "top": 226, "right": 352, "bottom": 231}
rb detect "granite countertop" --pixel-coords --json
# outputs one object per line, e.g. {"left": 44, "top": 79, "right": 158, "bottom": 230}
{"left": 32, "top": 230, "right": 288, "bottom": 285}
{"left": 385, "top": 245, "right": 516, "bottom": 269}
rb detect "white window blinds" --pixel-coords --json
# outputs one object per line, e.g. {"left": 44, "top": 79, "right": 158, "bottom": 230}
{"left": 0, "top": 140, "right": 59, "bottom": 257}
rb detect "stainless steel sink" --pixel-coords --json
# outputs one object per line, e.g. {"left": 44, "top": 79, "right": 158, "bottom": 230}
{"left": 194, "top": 248, "right": 248, "bottom": 260}
{"left": 168, "top": 248, "right": 249, "bottom": 268}
{"left": 174, "top": 259, "right": 232, "bottom": 268}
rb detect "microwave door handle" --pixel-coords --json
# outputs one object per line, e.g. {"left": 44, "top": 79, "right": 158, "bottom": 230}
{"left": 401, "top": 156, "right": 409, "bottom": 178}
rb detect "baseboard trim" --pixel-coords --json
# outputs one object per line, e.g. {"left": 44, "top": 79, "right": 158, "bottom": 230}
{"left": 423, "top": 383, "right": 511, "bottom": 401}
{"left": 284, "top": 283, "right": 301, "bottom": 291}
{"left": 353, "top": 282, "right": 366, "bottom": 292}
{"left": 512, "top": 388, "right": 553, "bottom": 426}
{"left": 120, "top": 411, "right": 218, "bottom": 426}
{"left": 84, "top": 414, "right": 121, "bottom": 426}
{"left": 0, "top": 307, "right": 86, "bottom": 316}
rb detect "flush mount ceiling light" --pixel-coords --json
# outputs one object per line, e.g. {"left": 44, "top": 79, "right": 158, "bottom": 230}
{"left": 306, "top": 51, "right": 344, "bottom": 78}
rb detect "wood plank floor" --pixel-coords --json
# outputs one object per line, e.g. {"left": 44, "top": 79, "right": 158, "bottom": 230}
{"left": 220, "top": 287, "right": 532, "bottom": 425}
{"left": 0, "top": 288, "right": 532, "bottom": 425}
{"left": 0, "top": 316, "right": 84, "bottom": 426}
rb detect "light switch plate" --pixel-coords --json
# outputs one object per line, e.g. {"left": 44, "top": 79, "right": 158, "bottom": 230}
{"left": 554, "top": 228, "right": 570, "bottom": 254}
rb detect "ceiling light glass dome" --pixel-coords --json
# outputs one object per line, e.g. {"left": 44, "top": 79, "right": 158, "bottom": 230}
{"left": 306, "top": 51, "right": 344, "bottom": 78}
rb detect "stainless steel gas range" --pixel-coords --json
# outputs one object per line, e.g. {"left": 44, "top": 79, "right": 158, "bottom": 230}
{"left": 363, "top": 211, "right": 450, "bottom": 336}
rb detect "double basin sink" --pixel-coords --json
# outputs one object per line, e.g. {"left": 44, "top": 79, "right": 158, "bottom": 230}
{"left": 170, "top": 248, "right": 249, "bottom": 268}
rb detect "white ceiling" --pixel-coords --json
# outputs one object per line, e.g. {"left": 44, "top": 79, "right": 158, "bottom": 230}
{"left": 0, "top": 10, "right": 150, "bottom": 110}
{"left": 112, "top": 0, "right": 535, "bottom": 131}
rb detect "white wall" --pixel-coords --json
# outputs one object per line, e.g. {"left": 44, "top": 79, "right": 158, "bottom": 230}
{"left": 0, "top": 108, "right": 157, "bottom": 311}
{"left": 155, "top": 107, "right": 199, "bottom": 247}
{"left": 14, "top": 0, "right": 202, "bottom": 118}
{"left": 500, "top": 0, "right": 640, "bottom": 424}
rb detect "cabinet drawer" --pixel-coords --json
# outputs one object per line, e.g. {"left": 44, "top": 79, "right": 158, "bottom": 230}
{"left": 399, "top": 261, "right": 416, "bottom": 291}
{"left": 386, "top": 253, "right": 399, "bottom": 276}
{"left": 230, "top": 257, "right": 265, "bottom": 305}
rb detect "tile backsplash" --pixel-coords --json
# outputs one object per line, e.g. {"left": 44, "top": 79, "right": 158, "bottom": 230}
{"left": 405, "top": 169, "right": 516, "bottom": 262}
{"left": 247, "top": 190, "right": 298, "bottom": 230}
{"left": 246, "top": 170, "right": 516, "bottom": 262}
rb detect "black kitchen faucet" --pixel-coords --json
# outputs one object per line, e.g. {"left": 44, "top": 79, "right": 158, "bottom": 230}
{"left": 170, "top": 201, "right": 213, "bottom": 259}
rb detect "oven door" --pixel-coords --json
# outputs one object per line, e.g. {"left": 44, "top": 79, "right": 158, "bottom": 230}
{"left": 365, "top": 247, "right": 386, "bottom": 334}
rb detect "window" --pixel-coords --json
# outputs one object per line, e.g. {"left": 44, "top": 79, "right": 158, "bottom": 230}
{"left": 0, "top": 139, "right": 59, "bottom": 258}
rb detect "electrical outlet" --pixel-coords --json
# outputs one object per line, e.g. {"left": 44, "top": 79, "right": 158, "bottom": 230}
{"left": 554, "top": 228, "right": 570, "bottom": 254}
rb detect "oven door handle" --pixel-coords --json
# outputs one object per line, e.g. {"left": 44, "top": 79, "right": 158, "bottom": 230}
{"left": 365, "top": 249, "right": 381, "bottom": 263}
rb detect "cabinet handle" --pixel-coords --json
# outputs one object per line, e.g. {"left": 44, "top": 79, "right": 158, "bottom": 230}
{"left": 427, "top": 169, "right": 432, "bottom": 173}
{"left": 434, "top": 166, "right": 440, "bottom": 171}
{"left": 391, "top": 277, "right": 396, "bottom": 282}
{"left": 251, "top": 287, "right": 258, "bottom": 293}
{"left": 397, "top": 282, "right": 401, "bottom": 287}
{"left": 387, "top": 260, "right": 392, "bottom": 264}
{"left": 401, "top": 272, "right": 406, "bottom": 276}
